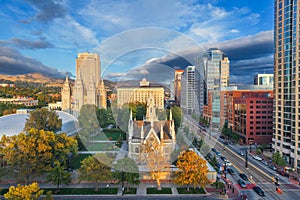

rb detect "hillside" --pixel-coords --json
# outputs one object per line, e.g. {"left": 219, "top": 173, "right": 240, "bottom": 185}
{"left": 0, "top": 73, "right": 65, "bottom": 86}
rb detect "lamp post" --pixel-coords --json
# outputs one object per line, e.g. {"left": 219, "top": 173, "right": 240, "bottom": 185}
{"left": 245, "top": 150, "right": 248, "bottom": 168}
{"left": 224, "top": 162, "right": 227, "bottom": 179}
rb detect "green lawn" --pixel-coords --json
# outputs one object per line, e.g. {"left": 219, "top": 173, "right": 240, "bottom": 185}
{"left": 43, "top": 188, "right": 118, "bottom": 195}
{"left": 87, "top": 142, "right": 117, "bottom": 151}
{"left": 146, "top": 187, "right": 172, "bottom": 194}
{"left": 177, "top": 187, "right": 206, "bottom": 194}
{"left": 93, "top": 130, "right": 126, "bottom": 141}
{"left": 123, "top": 188, "right": 137, "bottom": 194}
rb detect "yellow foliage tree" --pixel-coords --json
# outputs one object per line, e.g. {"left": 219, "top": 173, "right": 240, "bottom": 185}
{"left": 141, "top": 136, "right": 170, "bottom": 190}
{"left": 0, "top": 129, "right": 77, "bottom": 182}
{"left": 174, "top": 150, "right": 210, "bottom": 191}
{"left": 4, "top": 182, "right": 43, "bottom": 200}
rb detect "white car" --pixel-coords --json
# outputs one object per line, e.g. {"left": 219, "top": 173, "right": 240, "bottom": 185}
{"left": 253, "top": 155, "right": 262, "bottom": 161}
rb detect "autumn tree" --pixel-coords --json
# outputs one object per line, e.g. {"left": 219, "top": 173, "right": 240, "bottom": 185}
{"left": 46, "top": 161, "right": 71, "bottom": 189}
{"left": 141, "top": 137, "right": 170, "bottom": 190}
{"left": 113, "top": 157, "right": 140, "bottom": 191}
{"left": 78, "top": 154, "right": 113, "bottom": 191}
{"left": 78, "top": 104, "right": 101, "bottom": 146}
{"left": 24, "top": 108, "right": 62, "bottom": 132}
{"left": 0, "top": 129, "right": 77, "bottom": 182}
{"left": 174, "top": 150, "right": 210, "bottom": 191}
{"left": 4, "top": 182, "right": 43, "bottom": 200}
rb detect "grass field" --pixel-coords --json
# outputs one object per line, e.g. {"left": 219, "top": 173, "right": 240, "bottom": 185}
{"left": 146, "top": 187, "right": 172, "bottom": 194}
{"left": 177, "top": 187, "right": 205, "bottom": 194}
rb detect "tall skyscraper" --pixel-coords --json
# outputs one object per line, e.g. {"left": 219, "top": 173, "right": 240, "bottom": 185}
{"left": 62, "top": 52, "right": 107, "bottom": 113}
{"left": 204, "top": 48, "right": 230, "bottom": 91}
{"left": 273, "top": 0, "right": 300, "bottom": 169}
{"left": 174, "top": 69, "right": 184, "bottom": 104}
{"left": 181, "top": 66, "right": 198, "bottom": 114}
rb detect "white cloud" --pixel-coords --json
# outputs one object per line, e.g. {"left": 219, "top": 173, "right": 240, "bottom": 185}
{"left": 230, "top": 29, "right": 240, "bottom": 33}
{"left": 47, "top": 15, "right": 99, "bottom": 49}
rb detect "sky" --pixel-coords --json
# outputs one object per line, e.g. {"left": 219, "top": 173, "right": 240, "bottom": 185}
{"left": 0, "top": 0, "right": 274, "bottom": 84}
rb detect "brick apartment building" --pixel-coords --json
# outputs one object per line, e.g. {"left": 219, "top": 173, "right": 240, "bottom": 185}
{"left": 203, "top": 87, "right": 273, "bottom": 145}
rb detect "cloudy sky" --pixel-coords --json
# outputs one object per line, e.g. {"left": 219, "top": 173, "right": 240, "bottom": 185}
{"left": 0, "top": 0, "right": 273, "bottom": 83}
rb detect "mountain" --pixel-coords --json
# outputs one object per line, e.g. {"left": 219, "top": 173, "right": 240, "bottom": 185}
{"left": 0, "top": 73, "right": 65, "bottom": 86}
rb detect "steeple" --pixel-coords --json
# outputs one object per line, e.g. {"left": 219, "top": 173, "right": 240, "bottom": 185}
{"left": 146, "top": 95, "right": 157, "bottom": 121}
{"left": 169, "top": 109, "right": 172, "bottom": 121}
{"left": 141, "top": 123, "right": 144, "bottom": 141}
{"left": 160, "top": 123, "right": 164, "bottom": 141}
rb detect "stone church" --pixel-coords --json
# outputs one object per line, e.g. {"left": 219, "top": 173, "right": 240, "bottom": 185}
{"left": 128, "top": 95, "right": 176, "bottom": 163}
{"left": 61, "top": 52, "right": 107, "bottom": 112}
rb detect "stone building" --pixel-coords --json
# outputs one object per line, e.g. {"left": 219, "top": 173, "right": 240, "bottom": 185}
{"left": 61, "top": 52, "right": 107, "bottom": 112}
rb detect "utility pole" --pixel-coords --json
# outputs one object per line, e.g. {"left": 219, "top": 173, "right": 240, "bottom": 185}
{"left": 245, "top": 150, "right": 248, "bottom": 168}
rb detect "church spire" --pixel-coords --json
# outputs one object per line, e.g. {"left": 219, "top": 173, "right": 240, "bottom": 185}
{"left": 160, "top": 123, "right": 164, "bottom": 141}
{"left": 141, "top": 123, "right": 144, "bottom": 141}
{"left": 169, "top": 109, "right": 172, "bottom": 121}
{"left": 146, "top": 95, "right": 157, "bottom": 121}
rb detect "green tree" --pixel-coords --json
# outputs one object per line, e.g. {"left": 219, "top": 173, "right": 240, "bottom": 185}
{"left": 113, "top": 157, "right": 140, "bottom": 192}
{"left": 256, "top": 148, "right": 262, "bottom": 155}
{"left": 97, "top": 108, "right": 115, "bottom": 129}
{"left": 46, "top": 161, "right": 71, "bottom": 189}
{"left": 78, "top": 105, "right": 101, "bottom": 145}
{"left": 78, "top": 154, "right": 113, "bottom": 191}
{"left": 24, "top": 108, "right": 62, "bottom": 132}
{"left": 4, "top": 182, "right": 43, "bottom": 200}
{"left": 167, "top": 106, "right": 182, "bottom": 132}
{"left": 272, "top": 152, "right": 287, "bottom": 166}
{"left": 174, "top": 150, "right": 210, "bottom": 191}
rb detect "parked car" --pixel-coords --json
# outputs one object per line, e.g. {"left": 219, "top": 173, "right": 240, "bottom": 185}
{"left": 216, "top": 151, "right": 221, "bottom": 156}
{"left": 227, "top": 168, "right": 235, "bottom": 175}
{"left": 225, "top": 161, "right": 232, "bottom": 166}
{"left": 253, "top": 186, "right": 265, "bottom": 196}
{"left": 269, "top": 165, "right": 277, "bottom": 171}
{"left": 238, "top": 179, "right": 247, "bottom": 188}
{"left": 239, "top": 151, "right": 245, "bottom": 156}
{"left": 220, "top": 156, "right": 227, "bottom": 161}
{"left": 253, "top": 155, "right": 262, "bottom": 161}
{"left": 216, "top": 162, "right": 222, "bottom": 168}
{"left": 239, "top": 173, "right": 249, "bottom": 181}
{"left": 211, "top": 148, "right": 216, "bottom": 152}
{"left": 261, "top": 160, "right": 268, "bottom": 166}
{"left": 219, "top": 135, "right": 225, "bottom": 139}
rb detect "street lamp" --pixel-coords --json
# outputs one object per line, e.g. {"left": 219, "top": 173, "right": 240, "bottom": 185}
{"left": 224, "top": 162, "right": 227, "bottom": 179}
{"left": 245, "top": 150, "right": 248, "bottom": 168}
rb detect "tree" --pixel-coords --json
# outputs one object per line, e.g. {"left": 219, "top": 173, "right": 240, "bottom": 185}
{"left": 78, "top": 154, "right": 113, "bottom": 190}
{"left": 256, "top": 148, "right": 262, "bottom": 155}
{"left": 141, "top": 138, "right": 170, "bottom": 190}
{"left": 78, "top": 105, "right": 101, "bottom": 145}
{"left": 272, "top": 152, "right": 287, "bottom": 166}
{"left": 174, "top": 150, "right": 210, "bottom": 191}
{"left": 4, "top": 182, "right": 43, "bottom": 200}
{"left": 24, "top": 108, "right": 62, "bottom": 132}
{"left": 46, "top": 161, "right": 71, "bottom": 189}
{"left": 167, "top": 106, "right": 182, "bottom": 132}
{"left": 0, "top": 130, "right": 77, "bottom": 182}
{"left": 113, "top": 157, "right": 140, "bottom": 191}
{"left": 97, "top": 108, "right": 115, "bottom": 129}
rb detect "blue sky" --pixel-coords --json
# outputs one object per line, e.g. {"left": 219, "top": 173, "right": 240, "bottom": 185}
{"left": 0, "top": 0, "right": 274, "bottom": 83}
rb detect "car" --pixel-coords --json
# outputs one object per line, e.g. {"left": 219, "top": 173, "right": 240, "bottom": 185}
{"left": 216, "top": 151, "right": 221, "bottom": 156}
{"left": 225, "top": 161, "right": 232, "bottom": 166}
{"left": 211, "top": 148, "right": 216, "bottom": 152}
{"left": 269, "top": 165, "right": 277, "bottom": 171}
{"left": 224, "top": 141, "right": 229, "bottom": 145}
{"left": 261, "top": 160, "right": 268, "bottom": 166}
{"left": 239, "top": 151, "right": 245, "bottom": 156}
{"left": 220, "top": 156, "right": 227, "bottom": 161}
{"left": 253, "top": 186, "right": 265, "bottom": 196}
{"left": 239, "top": 173, "right": 248, "bottom": 181}
{"left": 219, "top": 135, "right": 225, "bottom": 139}
{"left": 238, "top": 179, "right": 247, "bottom": 188}
{"left": 252, "top": 155, "right": 262, "bottom": 161}
{"left": 227, "top": 168, "right": 235, "bottom": 175}
{"left": 216, "top": 162, "right": 222, "bottom": 168}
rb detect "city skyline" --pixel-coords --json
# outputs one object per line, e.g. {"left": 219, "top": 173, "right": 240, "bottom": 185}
{"left": 0, "top": 0, "right": 273, "bottom": 84}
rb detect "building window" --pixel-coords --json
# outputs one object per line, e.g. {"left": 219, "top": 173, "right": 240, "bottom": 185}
{"left": 135, "top": 147, "right": 139, "bottom": 153}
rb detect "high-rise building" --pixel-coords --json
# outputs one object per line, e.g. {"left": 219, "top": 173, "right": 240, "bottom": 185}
{"left": 273, "top": 0, "right": 300, "bottom": 169}
{"left": 254, "top": 74, "right": 274, "bottom": 87}
{"left": 181, "top": 66, "right": 198, "bottom": 114}
{"left": 204, "top": 48, "right": 230, "bottom": 91}
{"left": 61, "top": 52, "right": 107, "bottom": 113}
{"left": 174, "top": 69, "right": 184, "bottom": 104}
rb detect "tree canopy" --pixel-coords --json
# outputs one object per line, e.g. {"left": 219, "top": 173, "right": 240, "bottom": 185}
{"left": 24, "top": 108, "right": 62, "bottom": 132}
{"left": 113, "top": 157, "right": 140, "bottom": 191}
{"left": 4, "top": 182, "right": 43, "bottom": 200}
{"left": 78, "top": 154, "right": 113, "bottom": 190}
{"left": 272, "top": 152, "right": 287, "bottom": 166}
{"left": 174, "top": 150, "right": 210, "bottom": 190}
{"left": 46, "top": 160, "right": 71, "bottom": 189}
{"left": 0, "top": 129, "right": 77, "bottom": 182}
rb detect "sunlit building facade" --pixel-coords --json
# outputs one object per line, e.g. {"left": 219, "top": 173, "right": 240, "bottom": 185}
{"left": 273, "top": 0, "right": 300, "bottom": 170}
